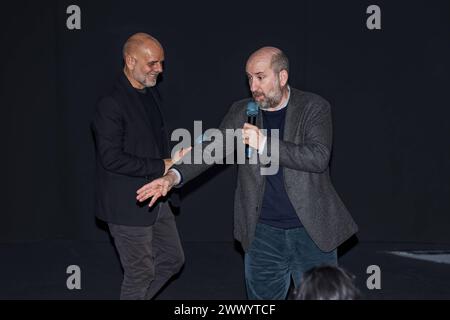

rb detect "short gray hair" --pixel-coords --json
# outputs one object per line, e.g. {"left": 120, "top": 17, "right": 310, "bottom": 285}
{"left": 271, "top": 51, "right": 289, "bottom": 74}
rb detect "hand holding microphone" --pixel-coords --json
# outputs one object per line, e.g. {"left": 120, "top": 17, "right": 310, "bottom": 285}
{"left": 243, "top": 101, "right": 265, "bottom": 157}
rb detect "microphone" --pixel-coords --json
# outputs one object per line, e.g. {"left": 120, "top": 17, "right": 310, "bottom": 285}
{"left": 194, "top": 133, "right": 206, "bottom": 145}
{"left": 246, "top": 101, "right": 259, "bottom": 158}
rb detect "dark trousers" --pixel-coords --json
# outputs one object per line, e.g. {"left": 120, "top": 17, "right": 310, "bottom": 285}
{"left": 245, "top": 223, "right": 337, "bottom": 300}
{"left": 108, "top": 202, "right": 185, "bottom": 300}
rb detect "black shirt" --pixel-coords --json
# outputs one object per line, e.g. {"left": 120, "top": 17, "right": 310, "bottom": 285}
{"left": 136, "top": 87, "right": 167, "bottom": 158}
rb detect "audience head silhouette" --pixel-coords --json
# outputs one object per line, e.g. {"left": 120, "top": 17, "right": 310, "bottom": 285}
{"left": 292, "top": 265, "right": 361, "bottom": 300}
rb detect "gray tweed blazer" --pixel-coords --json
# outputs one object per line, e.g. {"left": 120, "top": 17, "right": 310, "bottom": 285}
{"left": 174, "top": 88, "right": 358, "bottom": 252}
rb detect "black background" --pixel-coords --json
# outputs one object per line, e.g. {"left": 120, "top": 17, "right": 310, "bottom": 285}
{"left": 1, "top": 0, "right": 449, "bottom": 246}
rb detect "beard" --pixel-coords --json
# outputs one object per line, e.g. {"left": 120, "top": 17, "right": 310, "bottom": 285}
{"left": 252, "top": 77, "right": 283, "bottom": 110}
{"left": 134, "top": 69, "right": 158, "bottom": 88}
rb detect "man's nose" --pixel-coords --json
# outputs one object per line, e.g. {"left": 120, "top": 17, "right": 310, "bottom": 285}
{"left": 155, "top": 62, "right": 163, "bottom": 73}
{"left": 249, "top": 80, "right": 259, "bottom": 92}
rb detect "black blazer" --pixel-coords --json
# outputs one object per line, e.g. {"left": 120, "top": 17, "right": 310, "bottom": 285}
{"left": 92, "top": 73, "right": 178, "bottom": 226}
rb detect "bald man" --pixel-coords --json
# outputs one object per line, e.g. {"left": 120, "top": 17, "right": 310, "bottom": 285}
{"left": 92, "top": 33, "right": 187, "bottom": 300}
{"left": 137, "top": 47, "right": 358, "bottom": 300}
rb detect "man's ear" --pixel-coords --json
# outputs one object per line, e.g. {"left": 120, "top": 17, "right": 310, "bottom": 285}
{"left": 125, "top": 55, "right": 136, "bottom": 70}
{"left": 279, "top": 70, "right": 289, "bottom": 87}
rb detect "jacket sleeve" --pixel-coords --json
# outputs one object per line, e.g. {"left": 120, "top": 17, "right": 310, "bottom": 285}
{"left": 173, "top": 102, "right": 240, "bottom": 184}
{"left": 92, "top": 96, "right": 165, "bottom": 178}
{"left": 265, "top": 99, "right": 332, "bottom": 173}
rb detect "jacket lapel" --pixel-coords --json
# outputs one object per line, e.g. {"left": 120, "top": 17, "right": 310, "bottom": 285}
{"left": 116, "top": 73, "right": 170, "bottom": 157}
{"left": 283, "top": 89, "right": 305, "bottom": 142}
{"left": 149, "top": 87, "right": 170, "bottom": 157}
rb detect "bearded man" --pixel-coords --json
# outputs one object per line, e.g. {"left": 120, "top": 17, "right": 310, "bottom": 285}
{"left": 136, "top": 46, "right": 358, "bottom": 300}
{"left": 92, "top": 33, "right": 189, "bottom": 300}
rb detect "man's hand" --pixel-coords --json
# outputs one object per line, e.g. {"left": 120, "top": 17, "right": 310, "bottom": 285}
{"left": 243, "top": 123, "right": 267, "bottom": 151}
{"left": 163, "top": 146, "right": 192, "bottom": 175}
{"left": 136, "top": 171, "right": 178, "bottom": 207}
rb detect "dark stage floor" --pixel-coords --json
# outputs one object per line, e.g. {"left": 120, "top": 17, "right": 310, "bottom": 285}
{"left": 1, "top": 240, "right": 450, "bottom": 300}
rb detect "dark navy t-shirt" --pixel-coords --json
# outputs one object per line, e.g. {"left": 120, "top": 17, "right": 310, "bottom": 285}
{"left": 259, "top": 106, "right": 303, "bottom": 229}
